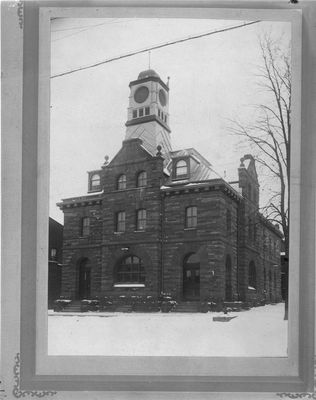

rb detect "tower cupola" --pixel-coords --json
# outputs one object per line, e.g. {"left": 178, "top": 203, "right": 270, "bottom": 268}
{"left": 125, "top": 69, "right": 172, "bottom": 156}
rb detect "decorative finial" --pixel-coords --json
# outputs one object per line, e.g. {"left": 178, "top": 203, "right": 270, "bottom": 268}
{"left": 102, "top": 155, "right": 109, "bottom": 167}
{"left": 156, "top": 145, "right": 162, "bottom": 156}
{"left": 167, "top": 76, "right": 170, "bottom": 87}
{"left": 148, "top": 51, "right": 151, "bottom": 69}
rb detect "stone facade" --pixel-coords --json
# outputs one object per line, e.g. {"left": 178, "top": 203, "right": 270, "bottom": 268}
{"left": 57, "top": 69, "right": 283, "bottom": 307}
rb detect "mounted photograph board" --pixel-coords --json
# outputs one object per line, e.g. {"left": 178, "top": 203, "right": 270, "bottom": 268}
{"left": 1, "top": 1, "right": 315, "bottom": 399}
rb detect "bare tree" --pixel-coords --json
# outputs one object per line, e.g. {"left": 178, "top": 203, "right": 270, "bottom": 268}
{"left": 230, "top": 34, "right": 291, "bottom": 318}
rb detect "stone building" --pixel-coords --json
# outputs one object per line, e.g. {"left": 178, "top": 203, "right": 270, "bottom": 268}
{"left": 48, "top": 217, "right": 63, "bottom": 308}
{"left": 57, "top": 69, "right": 282, "bottom": 307}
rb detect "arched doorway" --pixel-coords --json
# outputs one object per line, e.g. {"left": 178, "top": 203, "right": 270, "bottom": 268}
{"left": 183, "top": 253, "right": 200, "bottom": 301}
{"left": 225, "top": 255, "right": 233, "bottom": 301}
{"left": 78, "top": 258, "right": 91, "bottom": 300}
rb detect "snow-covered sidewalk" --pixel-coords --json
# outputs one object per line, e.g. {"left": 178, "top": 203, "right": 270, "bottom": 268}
{"left": 48, "top": 303, "right": 287, "bottom": 357}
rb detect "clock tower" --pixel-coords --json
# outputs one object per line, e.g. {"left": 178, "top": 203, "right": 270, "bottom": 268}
{"left": 125, "top": 69, "right": 172, "bottom": 155}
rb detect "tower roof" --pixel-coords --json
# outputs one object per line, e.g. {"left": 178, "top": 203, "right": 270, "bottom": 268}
{"left": 137, "top": 69, "right": 160, "bottom": 80}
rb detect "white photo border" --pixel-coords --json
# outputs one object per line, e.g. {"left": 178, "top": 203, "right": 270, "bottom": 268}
{"left": 2, "top": 1, "right": 315, "bottom": 398}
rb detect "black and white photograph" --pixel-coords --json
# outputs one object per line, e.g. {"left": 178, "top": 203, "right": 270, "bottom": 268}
{"left": 2, "top": 2, "right": 316, "bottom": 397}
{"left": 47, "top": 15, "right": 291, "bottom": 358}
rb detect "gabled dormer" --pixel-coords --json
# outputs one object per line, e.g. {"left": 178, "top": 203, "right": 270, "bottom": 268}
{"left": 172, "top": 157, "right": 190, "bottom": 181}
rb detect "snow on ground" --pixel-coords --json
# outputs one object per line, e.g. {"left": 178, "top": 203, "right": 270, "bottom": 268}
{"left": 48, "top": 303, "right": 287, "bottom": 357}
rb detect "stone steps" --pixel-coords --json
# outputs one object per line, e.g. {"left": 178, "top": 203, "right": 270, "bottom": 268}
{"left": 172, "top": 302, "right": 201, "bottom": 313}
{"left": 115, "top": 305, "right": 133, "bottom": 313}
{"left": 63, "top": 301, "right": 82, "bottom": 312}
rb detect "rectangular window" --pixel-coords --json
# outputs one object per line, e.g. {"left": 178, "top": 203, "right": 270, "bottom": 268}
{"left": 50, "top": 248, "right": 57, "bottom": 259}
{"left": 185, "top": 206, "right": 197, "bottom": 228}
{"left": 116, "top": 211, "right": 126, "bottom": 232}
{"left": 226, "top": 209, "right": 231, "bottom": 232}
{"left": 139, "top": 108, "right": 144, "bottom": 117}
{"left": 81, "top": 217, "right": 90, "bottom": 236}
{"left": 136, "top": 209, "right": 146, "bottom": 231}
{"left": 145, "top": 107, "right": 150, "bottom": 115}
{"left": 132, "top": 110, "right": 137, "bottom": 119}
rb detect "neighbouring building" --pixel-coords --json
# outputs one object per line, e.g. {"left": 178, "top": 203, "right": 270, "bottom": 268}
{"left": 57, "top": 69, "right": 282, "bottom": 307}
{"left": 48, "top": 217, "right": 63, "bottom": 308}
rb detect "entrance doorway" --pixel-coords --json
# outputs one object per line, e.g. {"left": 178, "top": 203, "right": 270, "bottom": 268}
{"left": 183, "top": 253, "right": 200, "bottom": 301}
{"left": 225, "top": 255, "right": 233, "bottom": 301}
{"left": 78, "top": 258, "right": 91, "bottom": 299}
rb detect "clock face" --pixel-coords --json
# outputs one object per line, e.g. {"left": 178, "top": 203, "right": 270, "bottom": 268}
{"left": 134, "top": 86, "right": 149, "bottom": 103}
{"left": 159, "top": 89, "right": 167, "bottom": 106}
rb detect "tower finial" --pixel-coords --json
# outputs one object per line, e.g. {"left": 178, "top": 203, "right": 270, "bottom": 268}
{"left": 167, "top": 76, "right": 170, "bottom": 87}
{"left": 148, "top": 51, "right": 151, "bottom": 69}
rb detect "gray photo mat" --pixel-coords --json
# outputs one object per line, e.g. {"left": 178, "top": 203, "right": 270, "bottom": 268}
{"left": 1, "top": 1, "right": 315, "bottom": 398}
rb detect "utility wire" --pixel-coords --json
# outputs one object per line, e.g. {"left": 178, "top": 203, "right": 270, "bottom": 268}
{"left": 51, "top": 20, "right": 261, "bottom": 79}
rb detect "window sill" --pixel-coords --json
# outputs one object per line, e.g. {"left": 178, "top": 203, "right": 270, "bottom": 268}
{"left": 113, "top": 284, "right": 145, "bottom": 288}
{"left": 134, "top": 230, "right": 146, "bottom": 233}
{"left": 114, "top": 231, "right": 125, "bottom": 235}
{"left": 184, "top": 227, "right": 197, "bottom": 231}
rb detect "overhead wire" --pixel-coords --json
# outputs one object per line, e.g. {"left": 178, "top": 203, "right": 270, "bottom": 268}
{"left": 51, "top": 20, "right": 261, "bottom": 79}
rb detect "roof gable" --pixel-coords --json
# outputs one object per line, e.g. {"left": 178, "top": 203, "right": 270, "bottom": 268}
{"left": 109, "top": 138, "right": 154, "bottom": 166}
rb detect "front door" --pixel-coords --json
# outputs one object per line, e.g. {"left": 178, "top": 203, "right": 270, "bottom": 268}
{"left": 183, "top": 254, "right": 200, "bottom": 301}
{"left": 78, "top": 261, "right": 91, "bottom": 299}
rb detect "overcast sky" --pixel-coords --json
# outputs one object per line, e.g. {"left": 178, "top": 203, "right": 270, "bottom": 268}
{"left": 50, "top": 17, "right": 291, "bottom": 224}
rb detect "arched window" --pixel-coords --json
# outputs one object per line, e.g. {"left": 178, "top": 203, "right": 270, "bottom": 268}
{"left": 248, "top": 261, "right": 256, "bottom": 289}
{"left": 116, "top": 211, "right": 126, "bottom": 232}
{"left": 137, "top": 171, "right": 147, "bottom": 187}
{"left": 117, "top": 174, "right": 126, "bottom": 190}
{"left": 116, "top": 256, "right": 145, "bottom": 283}
{"left": 91, "top": 173, "right": 100, "bottom": 188}
{"left": 175, "top": 160, "right": 188, "bottom": 178}
{"left": 185, "top": 206, "right": 197, "bottom": 228}
{"left": 136, "top": 209, "right": 146, "bottom": 231}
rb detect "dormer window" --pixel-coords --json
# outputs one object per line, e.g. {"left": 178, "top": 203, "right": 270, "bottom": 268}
{"left": 175, "top": 159, "right": 188, "bottom": 178}
{"left": 88, "top": 171, "right": 102, "bottom": 192}
{"left": 132, "top": 110, "right": 137, "bottom": 119}
{"left": 50, "top": 248, "right": 57, "bottom": 259}
{"left": 117, "top": 174, "right": 126, "bottom": 190}
{"left": 137, "top": 171, "right": 147, "bottom": 187}
{"left": 91, "top": 173, "right": 100, "bottom": 188}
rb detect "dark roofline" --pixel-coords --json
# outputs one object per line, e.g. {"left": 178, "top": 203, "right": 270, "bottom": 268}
{"left": 125, "top": 114, "right": 171, "bottom": 133}
{"left": 258, "top": 213, "right": 283, "bottom": 238}
{"left": 161, "top": 179, "right": 242, "bottom": 201}
{"left": 129, "top": 76, "right": 169, "bottom": 91}
{"left": 57, "top": 193, "right": 103, "bottom": 210}
{"left": 49, "top": 217, "right": 63, "bottom": 228}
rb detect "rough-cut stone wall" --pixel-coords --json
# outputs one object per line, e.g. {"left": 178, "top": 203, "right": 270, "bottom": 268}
{"left": 162, "top": 190, "right": 238, "bottom": 301}
{"left": 99, "top": 140, "right": 164, "bottom": 299}
{"left": 58, "top": 139, "right": 283, "bottom": 306}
